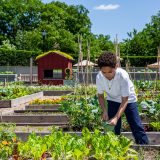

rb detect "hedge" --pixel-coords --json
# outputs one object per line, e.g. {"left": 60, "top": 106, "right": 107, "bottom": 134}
{"left": 0, "top": 49, "right": 42, "bottom": 66}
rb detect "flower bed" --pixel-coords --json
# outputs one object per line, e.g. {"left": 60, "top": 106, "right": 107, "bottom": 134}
{"left": 29, "top": 97, "right": 65, "bottom": 105}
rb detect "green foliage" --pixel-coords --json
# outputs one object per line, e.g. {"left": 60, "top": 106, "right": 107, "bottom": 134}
{"left": 0, "top": 40, "right": 16, "bottom": 50}
{"left": 18, "top": 132, "right": 47, "bottom": 159}
{"left": 121, "top": 11, "right": 160, "bottom": 66}
{"left": 0, "top": 84, "right": 73, "bottom": 100}
{"left": 0, "top": 71, "right": 15, "bottom": 74}
{"left": 145, "top": 11, "right": 160, "bottom": 49}
{"left": 1, "top": 0, "right": 159, "bottom": 65}
{"left": 0, "top": 48, "right": 41, "bottom": 65}
{"left": 0, "top": 0, "right": 42, "bottom": 43}
{"left": 139, "top": 100, "right": 160, "bottom": 121}
{"left": 15, "top": 30, "right": 42, "bottom": 51}
{"left": 134, "top": 80, "right": 155, "bottom": 91}
{"left": 75, "top": 85, "right": 97, "bottom": 96}
{"left": 102, "top": 121, "right": 115, "bottom": 132}
{"left": 59, "top": 96, "right": 102, "bottom": 130}
{"left": 17, "top": 128, "right": 138, "bottom": 159}
{"left": 150, "top": 122, "right": 160, "bottom": 131}
{"left": 0, "top": 123, "right": 16, "bottom": 132}
{"left": 0, "top": 0, "right": 114, "bottom": 62}
{"left": 0, "top": 123, "right": 17, "bottom": 160}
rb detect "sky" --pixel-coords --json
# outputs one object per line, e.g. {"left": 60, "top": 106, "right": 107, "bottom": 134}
{"left": 42, "top": 0, "right": 160, "bottom": 42}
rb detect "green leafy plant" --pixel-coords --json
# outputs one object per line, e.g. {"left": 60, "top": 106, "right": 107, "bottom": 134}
{"left": 139, "top": 100, "right": 160, "bottom": 122}
{"left": 0, "top": 84, "right": 73, "bottom": 100}
{"left": 0, "top": 123, "right": 17, "bottom": 160}
{"left": 102, "top": 121, "right": 114, "bottom": 132}
{"left": 59, "top": 96, "right": 102, "bottom": 130}
{"left": 0, "top": 71, "right": 15, "bottom": 74}
{"left": 150, "top": 122, "right": 160, "bottom": 131}
{"left": 18, "top": 132, "right": 47, "bottom": 159}
{"left": 17, "top": 128, "right": 138, "bottom": 159}
{"left": 134, "top": 80, "right": 155, "bottom": 91}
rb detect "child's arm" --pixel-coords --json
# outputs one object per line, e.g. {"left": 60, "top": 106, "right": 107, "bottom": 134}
{"left": 108, "top": 96, "right": 128, "bottom": 126}
{"left": 98, "top": 93, "right": 108, "bottom": 121}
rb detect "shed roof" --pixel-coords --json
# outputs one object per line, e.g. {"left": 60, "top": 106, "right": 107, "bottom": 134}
{"left": 147, "top": 62, "right": 160, "bottom": 68}
{"left": 36, "top": 50, "right": 74, "bottom": 60}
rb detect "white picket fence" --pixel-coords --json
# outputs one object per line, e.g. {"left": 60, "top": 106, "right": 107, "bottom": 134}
{"left": 19, "top": 74, "right": 38, "bottom": 82}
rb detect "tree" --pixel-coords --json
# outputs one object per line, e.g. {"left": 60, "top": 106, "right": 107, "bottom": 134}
{"left": 122, "top": 11, "right": 160, "bottom": 66}
{"left": 15, "top": 30, "right": 41, "bottom": 51}
{"left": 0, "top": 40, "right": 16, "bottom": 50}
{"left": 0, "top": 0, "right": 42, "bottom": 44}
{"left": 144, "top": 11, "right": 160, "bottom": 48}
{"left": 0, "top": 0, "right": 114, "bottom": 63}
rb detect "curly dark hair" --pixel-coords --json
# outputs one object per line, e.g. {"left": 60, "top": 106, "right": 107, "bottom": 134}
{"left": 98, "top": 51, "right": 117, "bottom": 68}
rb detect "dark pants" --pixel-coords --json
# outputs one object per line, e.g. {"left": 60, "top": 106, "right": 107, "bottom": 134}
{"left": 107, "top": 100, "right": 149, "bottom": 144}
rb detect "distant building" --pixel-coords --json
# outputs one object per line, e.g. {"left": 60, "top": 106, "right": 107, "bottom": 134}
{"left": 36, "top": 50, "right": 73, "bottom": 85}
{"left": 73, "top": 60, "right": 97, "bottom": 67}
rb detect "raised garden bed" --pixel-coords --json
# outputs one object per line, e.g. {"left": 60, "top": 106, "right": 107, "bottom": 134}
{"left": 0, "top": 115, "right": 68, "bottom": 124}
{"left": 0, "top": 129, "right": 159, "bottom": 160}
{"left": 14, "top": 109, "right": 60, "bottom": 113}
{"left": 0, "top": 90, "right": 73, "bottom": 108}
{"left": 0, "top": 74, "right": 17, "bottom": 82}
{"left": 0, "top": 128, "right": 140, "bottom": 160}
{"left": 0, "top": 92, "right": 43, "bottom": 108}
{"left": 123, "top": 122, "right": 158, "bottom": 132}
{"left": 43, "top": 90, "right": 73, "bottom": 96}
{"left": 0, "top": 100, "right": 11, "bottom": 108}
{"left": 14, "top": 131, "right": 160, "bottom": 145}
{"left": 25, "top": 104, "right": 61, "bottom": 110}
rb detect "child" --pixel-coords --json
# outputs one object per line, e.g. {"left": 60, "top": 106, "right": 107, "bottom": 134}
{"left": 96, "top": 51, "right": 149, "bottom": 144}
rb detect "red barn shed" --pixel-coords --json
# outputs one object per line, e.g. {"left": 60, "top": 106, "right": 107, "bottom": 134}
{"left": 36, "top": 50, "right": 73, "bottom": 85}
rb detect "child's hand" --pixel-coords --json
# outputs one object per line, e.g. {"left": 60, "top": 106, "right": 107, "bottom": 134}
{"left": 101, "top": 111, "right": 109, "bottom": 121}
{"left": 108, "top": 117, "right": 118, "bottom": 126}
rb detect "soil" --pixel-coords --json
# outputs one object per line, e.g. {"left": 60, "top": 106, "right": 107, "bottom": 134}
{"left": 138, "top": 148, "right": 160, "bottom": 160}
